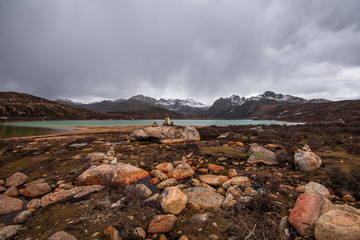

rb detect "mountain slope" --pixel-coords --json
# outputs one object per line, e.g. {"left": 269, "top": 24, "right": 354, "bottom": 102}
{"left": 0, "top": 92, "right": 112, "bottom": 121}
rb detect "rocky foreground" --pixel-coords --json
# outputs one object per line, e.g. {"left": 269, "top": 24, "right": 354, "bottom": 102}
{"left": 1, "top": 123, "right": 360, "bottom": 239}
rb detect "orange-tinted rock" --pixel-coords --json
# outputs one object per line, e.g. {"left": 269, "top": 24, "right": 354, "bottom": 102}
{"left": 150, "top": 178, "right": 160, "bottom": 185}
{"left": 342, "top": 195, "right": 356, "bottom": 203}
{"left": 199, "top": 175, "right": 229, "bottom": 187}
{"left": 151, "top": 170, "right": 168, "bottom": 181}
{"left": 148, "top": 214, "right": 177, "bottom": 233}
{"left": 103, "top": 226, "right": 121, "bottom": 240}
{"left": 0, "top": 195, "right": 23, "bottom": 216}
{"left": 159, "top": 187, "right": 187, "bottom": 214}
{"left": 155, "top": 162, "right": 174, "bottom": 173}
{"left": 227, "top": 169, "right": 238, "bottom": 178}
{"left": 234, "top": 142, "right": 245, "bottom": 147}
{"left": 78, "top": 163, "right": 149, "bottom": 186}
{"left": 207, "top": 164, "right": 224, "bottom": 171}
{"left": 167, "top": 164, "right": 194, "bottom": 180}
{"left": 289, "top": 193, "right": 334, "bottom": 238}
{"left": 222, "top": 176, "right": 251, "bottom": 189}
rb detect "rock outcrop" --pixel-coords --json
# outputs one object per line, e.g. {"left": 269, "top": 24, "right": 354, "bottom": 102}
{"left": 130, "top": 126, "right": 200, "bottom": 143}
{"left": 78, "top": 163, "right": 149, "bottom": 186}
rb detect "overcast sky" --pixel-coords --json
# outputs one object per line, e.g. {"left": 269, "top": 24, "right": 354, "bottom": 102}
{"left": 1, "top": 0, "right": 360, "bottom": 104}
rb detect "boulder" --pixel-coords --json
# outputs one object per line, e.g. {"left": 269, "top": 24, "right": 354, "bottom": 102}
{"left": 0, "top": 225, "right": 22, "bottom": 240}
{"left": 183, "top": 187, "right": 225, "bottom": 209}
{"left": 222, "top": 176, "right": 251, "bottom": 189}
{"left": 27, "top": 199, "right": 41, "bottom": 210}
{"left": 13, "top": 210, "right": 33, "bottom": 224}
{"left": 315, "top": 210, "right": 360, "bottom": 240}
{"left": 199, "top": 175, "right": 229, "bottom": 187}
{"left": 167, "top": 163, "right": 195, "bottom": 180}
{"left": 5, "top": 172, "right": 29, "bottom": 187}
{"left": 147, "top": 214, "right": 177, "bottom": 233}
{"left": 151, "top": 170, "right": 168, "bottom": 181}
{"left": 47, "top": 231, "right": 77, "bottom": 240}
{"left": 130, "top": 126, "right": 200, "bottom": 143}
{"left": 157, "top": 178, "right": 178, "bottom": 190}
{"left": 0, "top": 195, "right": 23, "bottom": 216}
{"left": 247, "top": 144, "right": 278, "bottom": 165}
{"left": 78, "top": 163, "right": 149, "bottom": 186}
{"left": 23, "top": 183, "right": 52, "bottom": 198}
{"left": 294, "top": 151, "right": 322, "bottom": 172}
{"left": 41, "top": 185, "right": 104, "bottom": 206}
{"left": 334, "top": 204, "right": 360, "bottom": 216}
{"left": 304, "top": 182, "right": 330, "bottom": 198}
{"left": 125, "top": 184, "right": 152, "bottom": 199}
{"left": 155, "top": 162, "right": 174, "bottom": 173}
{"left": 288, "top": 193, "right": 334, "bottom": 238}
{"left": 4, "top": 186, "right": 19, "bottom": 198}
{"left": 159, "top": 187, "right": 187, "bottom": 214}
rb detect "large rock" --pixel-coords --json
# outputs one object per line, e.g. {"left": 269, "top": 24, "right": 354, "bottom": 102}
{"left": 41, "top": 185, "right": 104, "bottom": 206}
{"left": 315, "top": 210, "right": 360, "bottom": 240}
{"left": 147, "top": 214, "right": 177, "bottom": 233}
{"left": 222, "top": 176, "right": 251, "bottom": 190}
{"left": 78, "top": 163, "right": 149, "bottom": 186}
{"left": 167, "top": 163, "right": 195, "bottom": 180}
{"left": 155, "top": 162, "right": 174, "bottom": 173}
{"left": 23, "top": 183, "right": 52, "bottom": 198}
{"left": 183, "top": 187, "right": 225, "bottom": 209}
{"left": 0, "top": 225, "right": 22, "bottom": 240}
{"left": 247, "top": 144, "right": 278, "bottom": 165}
{"left": 5, "top": 172, "right": 29, "bottom": 187}
{"left": 199, "top": 175, "right": 229, "bottom": 187}
{"left": 294, "top": 151, "right": 322, "bottom": 172}
{"left": 159, "top": 187, "right": 187, "bottom": 214}
{"left": 0, "top": 195, "right": 23, "bottom": 216}
{"left": 47, "top": 231, "right": 77, "bottom": 240}
{"left": 288, "top": 193, "right": 333, "bottom": 238}
{"left": 304, "top": 182, "right": 330, "bottom": 198}
{"left": 130, "top": 126, "right": 200, "bottom": 143}
{"left": 157, "top": 178, "right": 178, "bottom": 190}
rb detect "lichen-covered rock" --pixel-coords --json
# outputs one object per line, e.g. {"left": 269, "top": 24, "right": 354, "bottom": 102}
{"left": 78, "top": 163, "right": 149, "bottom": 186}
{"left": 159, "top": 187, "right": 187, "bottom": 214}
{"left": 0, "top": 195, "right": 23, "bottom": 216}
{"left": 148, "top": 214, "right": 177, "bottom": 233}
{"left": 247, "top": 144, "right": 278, "bottom": 165}
{"left": 183, "top": 187, "right": 225, "bottom": 209}
{"left": 23, "top": 183, "right": 52, "bottom": 198}
{"left": 289, "top": 193, "right": 334, "bottom": 238}
{"left": 167, "top": 163, "right": 195, "bottom": 180}
{"left": 27, "top": 199, "right": 41, "bottom": 210}
{"left": 315, "top": 210, "right": 360, "bottom": 240}
{"left": 294, "top": 151, "right": 322, "bottom": 172}
{"left": 130, "top": 126, "right": 200, "bottom": 143}
{"left": 5, "top": 172, "right": 29, "bottom": 187}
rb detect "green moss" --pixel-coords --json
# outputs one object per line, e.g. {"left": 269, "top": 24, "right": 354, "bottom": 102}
{"left": 200, "top": 146, "right": 247, "bottom": 159}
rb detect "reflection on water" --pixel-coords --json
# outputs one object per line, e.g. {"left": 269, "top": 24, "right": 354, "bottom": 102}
{"left": 0, "top": 125, "right": 55, "bottom": 139}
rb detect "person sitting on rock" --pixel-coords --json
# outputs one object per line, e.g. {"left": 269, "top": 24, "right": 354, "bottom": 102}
{"left": 163, "top": 116, "right": 171, "bottom": 126}
{"left": 152, "top": 121, "right": 158, "bottom": 127}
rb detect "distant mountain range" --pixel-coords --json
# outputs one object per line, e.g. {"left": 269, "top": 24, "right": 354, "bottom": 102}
{"left": 1, "top": 91, "right": 359, "bottom": 122}
{"left": 57, "top": 91, "right": 331, "bottom": 119}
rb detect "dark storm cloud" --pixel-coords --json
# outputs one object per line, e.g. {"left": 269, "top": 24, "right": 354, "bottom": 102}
{"left": 1, "top": 0, "right": 360, "bottom": 104}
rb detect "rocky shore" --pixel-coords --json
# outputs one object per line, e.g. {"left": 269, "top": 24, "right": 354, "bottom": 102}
{"left": 1, "top": 123, "right": 360, "bottom": 239}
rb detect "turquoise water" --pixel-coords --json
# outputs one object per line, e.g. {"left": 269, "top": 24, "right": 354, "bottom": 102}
{"left": 0, "top": 119, "right": 299, "bottom": 138}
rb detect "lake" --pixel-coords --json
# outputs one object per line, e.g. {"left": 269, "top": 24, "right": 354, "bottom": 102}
{"left": 0, "top": 119, "right": 299, "bottom": 139}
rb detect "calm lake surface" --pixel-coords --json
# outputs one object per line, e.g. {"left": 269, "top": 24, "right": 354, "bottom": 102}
{"left": 0, "top": 119, "right": 299, "bottom": 139}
